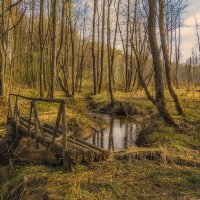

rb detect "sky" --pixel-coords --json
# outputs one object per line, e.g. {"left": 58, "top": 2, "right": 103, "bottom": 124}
{"left": 181, "top": 0, "right": 200, "bottom": 62}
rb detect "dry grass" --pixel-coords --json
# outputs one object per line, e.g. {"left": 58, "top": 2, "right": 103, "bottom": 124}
{"left": 115, "top": 147, "right": 200, "bottom": 168}
{"left": 1, "top": 87, "right": 200, "bottom": 199}
{"left": 1, "top": 158, "right": 200, "bottom": 200}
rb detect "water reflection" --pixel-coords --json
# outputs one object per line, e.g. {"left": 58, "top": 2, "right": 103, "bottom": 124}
{"left": 86, "top": 114, "right": 141, "bottom": 151}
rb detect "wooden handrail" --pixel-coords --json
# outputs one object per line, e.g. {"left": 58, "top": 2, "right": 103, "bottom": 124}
{"left": 9, "top": 93, "right": 66, "bottom": 104}
{"left": 7, "top": 94, "right": 110, "bottom": 170}
{"left": 8, "top": 93, "right": 72, "bottom": 170}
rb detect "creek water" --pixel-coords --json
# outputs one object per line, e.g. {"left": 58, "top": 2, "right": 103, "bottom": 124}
{"left": 85, "top": 113, "right": 142, "bottom": 151}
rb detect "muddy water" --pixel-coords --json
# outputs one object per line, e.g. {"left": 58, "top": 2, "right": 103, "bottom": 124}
{"left": 85, "top": 113, "right": 142, "bottom": 151}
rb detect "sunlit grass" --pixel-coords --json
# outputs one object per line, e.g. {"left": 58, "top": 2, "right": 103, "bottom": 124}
{"left": 1, "top": 87, "right": 200, "bottom": 199}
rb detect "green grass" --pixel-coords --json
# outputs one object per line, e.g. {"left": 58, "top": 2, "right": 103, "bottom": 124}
{"left": 91, "top": 92, "right": 154, "bottom": 116}
{"left": 1, "top": 88, "right": 200, "bottom": 199}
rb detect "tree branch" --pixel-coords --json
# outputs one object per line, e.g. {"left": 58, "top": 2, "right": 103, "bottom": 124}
{"left": 0, "top": 8, "right": 26, "bottom": 40}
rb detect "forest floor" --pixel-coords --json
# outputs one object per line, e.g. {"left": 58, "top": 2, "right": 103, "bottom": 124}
{"left": 0, "top": 88, "right": 200, "bottom": 200}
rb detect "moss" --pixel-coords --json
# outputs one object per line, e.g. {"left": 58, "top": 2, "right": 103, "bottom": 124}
{"left": 91, "top": 92, "right": 154, "bottom": 116}
{"left": 187, "top": 175, "right": 200, "bottom": 185}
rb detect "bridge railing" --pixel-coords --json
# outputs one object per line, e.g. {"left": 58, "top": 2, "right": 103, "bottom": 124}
{"left": 7, "top": 93, "right": 71, "bottom": 170}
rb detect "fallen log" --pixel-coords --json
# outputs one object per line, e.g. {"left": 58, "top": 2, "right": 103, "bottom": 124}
{"left": 19, "top": 120, "right": 98, "bottom": 163}
{"left": 17, "top": 123, "right": 83, "bottom": 164}
{"left": 20, "top": 118, "right": 109, "bottom": 162}
{"left": 41, "top": 124, "right": 103, "bottom": 162}
{"left": 43, "top": 123, "right": 110, "bottom": 159}
{"left": 20, "top": 118, "right": 96, "bottom": 162}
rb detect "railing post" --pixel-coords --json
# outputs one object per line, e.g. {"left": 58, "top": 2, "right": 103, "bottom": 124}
{"left": 33, "top": 101, "right": 39, "bottom": 149}
{"left": 13, "top": 95, "right": 20, "bottom": 134}
{"left": 7, "top": 94, "right": 12, "bottom": 124}
{"left": 61, "top": 102, "right": 72, "bottom": 171}
{"left": 13, "top": 95, "right": 18, "bottom": 123}
{"left": 16, "top": 97, "right": 20, "bottom": 134}
{"left": 51, "top": 103, "right": 62, "bottom": 145}
{"left": 27, "top": 101, "right": 33, "bottom": 136}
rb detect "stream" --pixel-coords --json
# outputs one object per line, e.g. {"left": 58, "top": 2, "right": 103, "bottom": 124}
{"left": 85, "top": 113, "right": 142, "bottom": 151}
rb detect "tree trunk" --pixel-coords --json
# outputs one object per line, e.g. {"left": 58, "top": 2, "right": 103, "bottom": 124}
{"left": 159, "top": 0, "right": 183, "bottom": 116}
{"left": 92, "top": 1, "right": 97, "bottom": 95}
{"left": 50, "top": 0, "right": 58, "bottom": 99}
{"left": 98, "top": 0, "right": 105, "bottom": 93}
{"left": 68, "top": 0, "right": 75, "bottom": 96}
{"left": 39, "top": 0, "right": 44, "bottom": 97}
{"left": 107, "top": 0, "right": 114, "bottom": 105}
{"left": 125, "top": 0, "right": 130, "bottom": 92}
{"left": 148, "top": 0, "right": 177, "bottom": 127}
{"left": 0, "top": 48, "right": 3, "bottom": 101}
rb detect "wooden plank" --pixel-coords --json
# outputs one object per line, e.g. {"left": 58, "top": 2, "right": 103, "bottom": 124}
{"left": 61, "top": 103, "right": 72, "bottom": 171}
{"left": 51, "top": 103, "right": 62, "bottom": 145}
{"left": 68, "top": 137, "right": 102, "bottom": 162}
{"left": 20, "top": 118, "right": 109, "bottom": 161}
{"left": 19, "top": 118, "right": 107, "bottom": 163}
{"left": 42, "top": 124, "right": 104, "bottom": 161}
{"left": 9, "top": 93, "right": 66, "bottom": 104}
{"left": 27, "top": 101, "right": 33, "bottom": 136}
{"left": 33, "top": 101, "right": 39, "bottom": 149}
{"left": 43, "top": 123, "right": 109, "bottom": 156}
{"left": 75, "top": 137, "right": 110, "bottom": 159}
{"left": 13, "top": 95, "right": 18, "bottom": 123}
{"left": 18, "top": 122, "right": 83, "bottom": 163}
{"left": 7, "top": 95, "right": 12, "bottom": 123}
{"left": 13, "top": 96, "right": 20, "bottom": 135}
{"left": 32, "top": 101, "right": 45, "bottom": 140}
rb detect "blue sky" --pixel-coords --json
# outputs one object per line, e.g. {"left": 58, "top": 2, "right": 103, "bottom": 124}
{"left": 181, "top": 0, "right": 200, "bottom": 61}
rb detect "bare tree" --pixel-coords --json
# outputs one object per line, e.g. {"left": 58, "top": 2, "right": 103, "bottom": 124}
{"left": 148, "top": 0, "right": 177, "bottom": 126}
{"left": 159, "top": 0, "right": 184, "bottom": 115}
{"left": 92, "top": 1, "right": 98, "bottom": 95}
{"left": 50, "top": 0, "right": 58, "bottom": 99}
{"left": 98, "top": 0, "right": 106, "bottom": 93}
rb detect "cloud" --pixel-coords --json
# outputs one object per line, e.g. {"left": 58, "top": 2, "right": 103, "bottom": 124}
{"left": 181, "top": 1, "right": 200, "bottom": 62}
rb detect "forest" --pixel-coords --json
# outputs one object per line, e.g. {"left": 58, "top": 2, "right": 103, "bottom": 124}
{"left": 0, "top": 0, "right": 200, "bottom": 199}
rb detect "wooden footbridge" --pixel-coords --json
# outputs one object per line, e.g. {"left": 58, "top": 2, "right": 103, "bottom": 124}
{"left": 7, "top": 94, "right": 110, "bottom": 170}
